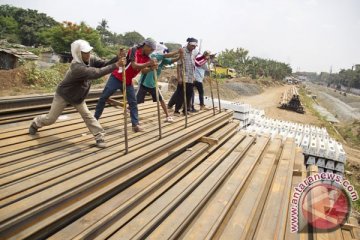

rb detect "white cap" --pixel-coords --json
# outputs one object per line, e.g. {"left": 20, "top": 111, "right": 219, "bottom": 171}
{"left": 154, "top": 43, "right": 168, "bottom": 54}
{"left": 78, "top": 40, "right": 93, "bottom": 53}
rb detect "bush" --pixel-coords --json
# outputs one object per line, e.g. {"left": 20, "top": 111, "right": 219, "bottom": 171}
{"left": 23, "top": 62, "right": 69, "bottom": 90}
{"left": 22, "top": 62, "right": 107, "bottom": 90}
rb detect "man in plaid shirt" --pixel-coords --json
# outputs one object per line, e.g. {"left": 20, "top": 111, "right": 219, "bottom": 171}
{"left": 171, "top": 37, "right": 198, "bottom": 115}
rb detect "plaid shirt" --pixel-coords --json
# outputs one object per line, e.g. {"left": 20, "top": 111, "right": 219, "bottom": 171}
{"left": 178, "top": 47, "right": 195, "bottom": 83}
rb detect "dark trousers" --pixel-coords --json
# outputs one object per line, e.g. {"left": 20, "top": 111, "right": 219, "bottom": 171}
{"left": 171, "top": 82, "right": 193, "bottom": 113}
{"left": 191, "top": 81, "right": 204, "bottom": 108}
{"left": 94, "top": 74, "right": 139, "bottom": 126}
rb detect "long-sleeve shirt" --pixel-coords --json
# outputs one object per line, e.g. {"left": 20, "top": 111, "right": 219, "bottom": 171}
{"left": 56, "top": 56, "right": 117, "bottom": 104}
{"left": 177, "top": 47, "right": 196, "bottom": 83}
{"left": 194, "top": 54, "right": 209, "bottom": 83}
{"left": 195, "top": 64, "right": 209, "bottom": 83}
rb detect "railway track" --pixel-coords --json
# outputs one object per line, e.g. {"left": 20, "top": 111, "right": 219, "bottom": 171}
{"left": 0, "top": 90, "right": 122, "bottom": 125}
{"left": 0, "top": 99, "right": 358, "bottom": 240}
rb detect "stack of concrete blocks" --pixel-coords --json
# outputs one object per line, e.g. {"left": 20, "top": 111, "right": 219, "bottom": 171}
{"left": 196, "top": 96, "right": 254, "bottom": 128}
{"left": 244, "top": 115, "right": 346, "bottom": 174}
{"left": 200, "top": 98, "right": 347, "bottom": 174}
{"left": 303, "top": 132, "right": 346, "bottom": 176}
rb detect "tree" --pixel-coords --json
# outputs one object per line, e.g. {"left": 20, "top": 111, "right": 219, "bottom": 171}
{"left": 123, "top": 31, "right": 145, "bottom": 46}
{"left": 164, "top": 42, "right": 182, "bottom": 52}
{"left": 0, "top": 16, "right": 19, "bottom": 42}
{"left": 217, "top": 48, "right": 250, "bottom": 76}
{"left": 96, "top": 19, "right": 113, "bottom": 46}
{"left": 40, "top": 21, "right": 105, "bottom": 56}
{"left": 217, "top": 47, "right": 292, "bottom": 80}
{"left": 0, "top": 5, "right": 58, "bottom": 46}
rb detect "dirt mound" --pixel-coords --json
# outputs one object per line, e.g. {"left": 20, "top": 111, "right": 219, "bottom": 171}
{"left": 0, "top": 68, "right": 26, "bottom": 90}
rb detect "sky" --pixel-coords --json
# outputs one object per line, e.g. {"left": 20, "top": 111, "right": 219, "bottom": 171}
{"left": 1, "top": 0, "right": 359, "bottom": 73}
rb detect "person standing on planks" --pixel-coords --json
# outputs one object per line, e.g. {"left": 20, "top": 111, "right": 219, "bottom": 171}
{"left": 191, "top": 51, "right": 211, "bottom": 111}
{"left": 94, "top": 38, "right": 158, "bottom": 132}
{"left": 136, "top": 43, "right": 184, "bottom": 122}
{"left": 168, "top": 37, "right": 198, "bottom": 116}
{"left": 28, "top": 39, "right": 126, "bottom": 148}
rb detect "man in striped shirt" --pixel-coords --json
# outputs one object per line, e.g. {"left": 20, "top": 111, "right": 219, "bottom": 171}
{"left": 171, "top": 37, "right": 198, "bottom": 115}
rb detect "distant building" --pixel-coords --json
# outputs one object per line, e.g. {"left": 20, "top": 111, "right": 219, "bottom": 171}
{"left": 355, "top": 64, "right": 360, "bottom": 71}
{"left": 0, "top": 48, "right": 39, "bottom": 70}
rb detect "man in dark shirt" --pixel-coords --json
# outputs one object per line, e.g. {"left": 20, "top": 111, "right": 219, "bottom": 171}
{"left": 29, "top": 39, "right": 125, "bottom": 148}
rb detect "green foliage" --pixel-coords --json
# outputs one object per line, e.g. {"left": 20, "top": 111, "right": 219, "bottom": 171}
{"left": 164, "top": 42, "right": 182, "bottom": 52}
{"left": 217, "top": 48, "right": 292, "bottom": 80}
{"left": 0, "top": 15, "right": 19, "bottom": 42}
{"left": 123, "top": 31, "right": 145, "bottom": 46}
{"left": 96, "top": 19, "right": 127, "bottom": 48}
{"left": 23, "top": 62, "right": 69, "bottom": 90}
{"left": 96, "top": 19, "right": 113, "bottom": 45}
{"left": 39, "top": 21, "right": 105, "bottom": 56}
{"left": 337, "top": 121, "right": 360, "bottom": 148}
{"left": 0, "top": 4, "right": 58, "bottom": 46}
{"left": 323, "top": 68, "right": 360, "bottom": 89}
{"left": 22, "top": 62, "right": 107, "bottom": 90}
{"left": 217, "top": 48, "right": 250, "bottom": 76}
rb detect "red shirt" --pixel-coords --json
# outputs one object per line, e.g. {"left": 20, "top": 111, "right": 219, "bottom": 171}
{"left": 112, "top": 47, "right": 150, "bottom": 85}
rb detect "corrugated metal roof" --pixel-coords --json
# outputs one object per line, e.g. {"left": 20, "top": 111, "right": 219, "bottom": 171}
{"left": 0, "top": 47, "right": 39, "bottom": 60}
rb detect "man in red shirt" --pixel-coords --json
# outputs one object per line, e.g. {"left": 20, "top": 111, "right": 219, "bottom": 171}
{"left": 94, "top": 38, "right": 157, "bottom": 132}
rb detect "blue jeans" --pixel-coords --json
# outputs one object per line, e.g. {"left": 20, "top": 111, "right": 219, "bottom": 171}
{"left": 94, "top": 74, "right": 139, "bottom": 126}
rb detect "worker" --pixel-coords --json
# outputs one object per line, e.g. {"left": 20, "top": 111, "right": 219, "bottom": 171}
{"left": 94, "top": 38, "right": 157, "bottom": 132}
{"left": 136, "top": 43, "right": 184, "bottom": 122}
{"left": 169, "top": 37, "right": 198, "bottom": 116}
{"left": 191, "top": 51, "right": 211, "bottom": 111}
{"left": 28, "top": 39, "right": 126, "bottom": 148}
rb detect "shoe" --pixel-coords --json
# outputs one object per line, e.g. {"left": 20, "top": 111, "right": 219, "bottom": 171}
{"left": 173, "top": 111, "right": 181, "bottom": 116}
{"left": 132, "top": 125, "right": 144, "bottom": 132}
{"left": 165, "top": 116, "right": 174, "bottom": 123}
{"left": 96, "top": 139, "right": 106, "bottom": 148}
{"left": 200, "top": 105, "right": 209, "bottom": 110}
{"left": 29, "top": 122, "right": 39, "bottom": 135}
{"left": 190, "top": 108, "right": 198, "bottom": 113}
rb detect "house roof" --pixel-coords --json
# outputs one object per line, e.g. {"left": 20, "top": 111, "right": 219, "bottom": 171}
{"left": 0, "top": 47, "right": 39, "bottom": 60}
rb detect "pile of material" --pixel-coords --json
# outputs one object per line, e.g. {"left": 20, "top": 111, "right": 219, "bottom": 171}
{"left": 279, "top": 86, "right": 305, "bottom": 114}
{"left": 246, "top": 116, "right": 347, "bottom": 175}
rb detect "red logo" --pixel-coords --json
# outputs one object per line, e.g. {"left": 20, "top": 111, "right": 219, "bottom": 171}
{"left": 301, "top": 182, "right": 350, "bottom": 231}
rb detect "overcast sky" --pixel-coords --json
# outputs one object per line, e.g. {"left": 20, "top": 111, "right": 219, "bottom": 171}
{"left": 1, "top": 0, "right": 359, "bottom": 73}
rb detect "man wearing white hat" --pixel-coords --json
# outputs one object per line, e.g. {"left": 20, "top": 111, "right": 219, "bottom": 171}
{"left": 29, "top": 39, "right": 125, "bottom": 148}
